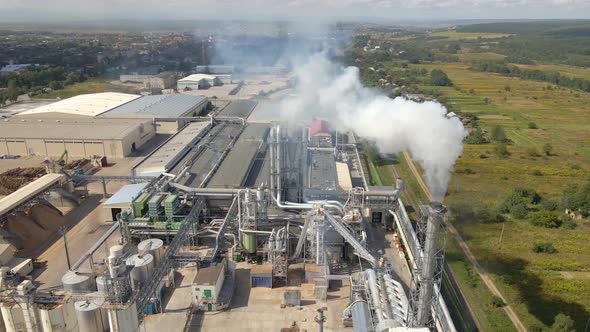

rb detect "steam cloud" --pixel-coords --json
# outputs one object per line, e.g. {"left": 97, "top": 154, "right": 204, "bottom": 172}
{"left": 279, "top": 54, "right": 467, "bottom": 199}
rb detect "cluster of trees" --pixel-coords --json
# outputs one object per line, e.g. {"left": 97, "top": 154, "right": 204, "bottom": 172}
{"left": 0, "top": 67, "right": 90, "bottom": 105}
{"left": 498, "top": 186, "right": 579, "bottom": 229}
{"left": 561, "top": 179, "right": 590, "bottom": 217}
{"left": 430, "top": 69, "right": 453, "bottom": 86}
{"left": 471, "top": 61, "right": 590, "bottom": 92}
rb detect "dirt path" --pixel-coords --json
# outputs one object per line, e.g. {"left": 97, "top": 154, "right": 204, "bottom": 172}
{"left": 401, "top": 151, "right": 527, "bottom": 332}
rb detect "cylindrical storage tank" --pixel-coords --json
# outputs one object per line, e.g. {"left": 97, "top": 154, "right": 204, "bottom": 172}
{"left": 62, "top": 271, "right": 95, "bottom": 292}
{"left": 137, "top": 239, "right": 164, "bottom": 266}
{"left": 95, "top": 275, "right": 112, "bottom": 294}
{"left": 74, "top": 299, "right": 105, "bottom": 332}
{"left": 242, "top": 233, "right": 256, "bottom": 254}
{"left": 126, "top": 254, "right": 154, "bottom": 290}
{"left": 109, "top": 245, "right": 125, "bottom": 259}
{"left": 38, "top": 301, "right": 78, "bottom": 332}
{"left": 108, "top": 301, "right": 139, "bottom": 332}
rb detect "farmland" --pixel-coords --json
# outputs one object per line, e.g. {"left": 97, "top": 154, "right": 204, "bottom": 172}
{"left": 352, "top": 21, "right": 590, "bottom": 331}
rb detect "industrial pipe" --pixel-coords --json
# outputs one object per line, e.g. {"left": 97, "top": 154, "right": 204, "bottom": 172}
{"left": 366, "top": 269, "right": 384, "bottom": 323}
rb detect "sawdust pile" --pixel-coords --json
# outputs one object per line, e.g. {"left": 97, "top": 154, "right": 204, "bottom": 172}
{"left": 0, "top": 167, "right": 47, "bottom": 195}
{"left": 2, "top": 203, "right": 67, "bottom": 250}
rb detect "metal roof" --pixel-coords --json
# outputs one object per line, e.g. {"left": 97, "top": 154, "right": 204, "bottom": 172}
{"left": 0, "top": 117, "right": 151, "bottom": 140}
{"left": 207, "top": 123, "right": 270, "bottom": 188}
{"left": 134, "top": 121, "right": 210, "bottom": 176}
{"left": 100, "top": 94, "right": 207, "bottom": 118}
{"left": 0, "top": 174, "right": 66, "bottom": 216}
{"left": 193, "top": 260, "right": 226, "bottom": 285}
{"left": 218, "top": 100, "right": 258, "bottom": 119}
{"left": 178, "top": 74, "right": 230, "bottom": 83}
{"left": 103, "top": 182, "right": 149, "bottom": 206}
{"left": 18, "top": 93, "right": 140, "bottom": 117}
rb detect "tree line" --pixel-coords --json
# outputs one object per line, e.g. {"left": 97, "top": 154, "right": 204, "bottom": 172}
{"left": 0, "top": 66, "right": 90, "bottom": 105}
{"left": 471, "top": 61, "right": 590, "bottom": 92}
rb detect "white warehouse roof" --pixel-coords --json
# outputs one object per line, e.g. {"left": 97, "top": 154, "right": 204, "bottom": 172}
{"left": 19, "top": 92, "right": 140, "bottom": 117}
{"left": 178, "top": 74, "right": 230, "bottom": 83}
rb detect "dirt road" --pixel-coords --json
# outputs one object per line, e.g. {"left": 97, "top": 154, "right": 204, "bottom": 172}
{"left": 401, "top": 151, "right": 527, "bottom": 332}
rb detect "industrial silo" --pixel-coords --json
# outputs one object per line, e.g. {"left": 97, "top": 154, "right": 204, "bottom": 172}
{"left": 95, "top": 275, "right": 112, "bottom": 294}
{"left": 137, "top": 239, "right": 164, "bottom": 266}
{"left": 74, "top": 299, "right": 105, "bottom": 332}
{"left": 126, "top": 253, "right": 154, "bottom": 290}
{"left": 62, "top": 271, "right": 95, "bottom": 292}
{"left": 38, "top": 301, "right": 78, "bottom": 332}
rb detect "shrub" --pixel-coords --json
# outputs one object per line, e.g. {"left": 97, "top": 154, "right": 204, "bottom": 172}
{"left": 490, "top": 295, "right": 504, "bottom": 308}
{"left": 543, "top": 143, "right": 554, "bottom": 156}
{"left": 561, "top": 216, "right": 577, "bottom": 230}
{"left": 526, "top": 147, "right": 540, "bottom": 157}
{"left": 510, "top": 203, "right": 528, "bottom": 219}
{"left": 491, "top": 125, "right": 509, "bottom": 142}
{"left": 528, "top": 122, "right": 538, "bottom": 129}
{"left": 479, "top": 154, "right": 489, "bottom": 159}
{"left": 495, "top": 144, "right": 510, "bottom": 158}
{"left": 530, "top": 211, "right": 562, "bottom": 228}
{"left": 551, "top": 313, "right": 575, "bottom": 332}
{"left": 541, "top": 199, "right": 558, "bottom": 211}
{"left": 532, "top": 242, "right": 557, "bottom": 254}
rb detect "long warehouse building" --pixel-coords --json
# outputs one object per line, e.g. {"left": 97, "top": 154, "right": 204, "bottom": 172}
{"left": 0, "top": 117, "right": 155, "bottom": 158}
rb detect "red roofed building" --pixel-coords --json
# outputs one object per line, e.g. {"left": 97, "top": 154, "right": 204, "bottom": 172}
{"left": 310, "top": 119, "right": 331, "bottom": 136}
{"left": 310, "top": 119, "right": 332, "bottom": 147}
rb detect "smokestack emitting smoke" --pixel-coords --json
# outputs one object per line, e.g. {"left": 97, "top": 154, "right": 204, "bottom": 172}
{"left": 279, "top": 54, "right": 467, "bottom": 199}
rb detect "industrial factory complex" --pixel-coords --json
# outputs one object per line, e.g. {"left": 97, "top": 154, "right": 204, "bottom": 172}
{"left": 0, "top": 89, "right": 456, "bottom": 331}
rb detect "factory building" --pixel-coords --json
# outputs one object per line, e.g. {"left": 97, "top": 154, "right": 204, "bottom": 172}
{"left": 99, "top": 94, "right": 209, "bottom": 134}
{"left": 192, "top": 259, "right": 230, "bottom": 311}
{"left": 0, "top": 117, "right": 155, "bottom": 158}
{"left": 177, "top": 74, "right": 231, "bottom": 90}
{"left": 17, "top": 92, "right": 141, "bottom": 118}
{"left": 196, "top": 65, "right": 234, "bottom": 75}
{"left": 133, "top": 121, "right": 211, "bottom": 176}
{"left": 120, "top": 72, "right": 178, "bottom": 90}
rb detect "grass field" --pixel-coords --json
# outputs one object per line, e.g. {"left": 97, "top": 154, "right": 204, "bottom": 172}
{"left": 430, "top": 31, "right": 513, "bottom": 40}
{"left": 405, "top": 62, "right": 590, "bottom": 330}
{"left": 514, "top": 63, "right": 590, "bottom": 80}
{"left": 38, "top": 79, "right": 137, "bottom": 98}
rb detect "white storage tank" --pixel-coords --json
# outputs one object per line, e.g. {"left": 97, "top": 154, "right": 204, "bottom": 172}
{"left": 38, "top": 301, "right": 78, "bottom": 332}
{"left": 62, "top": 271, "right": 95, "bottom": 292}
{"left": 126, "top": 253, "right": 154, "bottom": 290}
{"left": 95, "top": 275, "right": 112, "bottom": 294}
{"left": 107, "top": 301, "right": 139, "bottom": 332}
{"left": 137, "top": 239, "right": 164, "bottom": 266}
{"left": 74, "top": 299, "right": 106, "bottom": 332}
{"left": 109, "top": 245, "right": 125, "bottom": 259}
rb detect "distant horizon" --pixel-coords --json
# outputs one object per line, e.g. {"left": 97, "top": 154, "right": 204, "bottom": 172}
{"left": 1, "top": 0, "right": 589, "bottom": 25}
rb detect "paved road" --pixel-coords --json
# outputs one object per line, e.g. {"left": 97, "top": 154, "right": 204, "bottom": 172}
{"left": 401, "top": 151, "right": 527, "bottom": 332}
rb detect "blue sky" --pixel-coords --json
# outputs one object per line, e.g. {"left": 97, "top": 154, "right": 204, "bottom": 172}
{"left": 1, "top": 0, "right": 589, "bottom": 21}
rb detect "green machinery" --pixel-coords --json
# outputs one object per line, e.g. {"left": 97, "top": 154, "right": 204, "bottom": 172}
{"left": 148, "top": 194, "right": 165, "bottom": 218}
{"left": 132, "top": 192, "right": 152, "bottom": 217}
{"left": 243, "top": 233, "right": 256, "bottom": 254}
{"left": 164, "top": 194, "right": 179, "bottom": 219}
{"left": 128, "top": 192, "right": 189, "bottom": 236}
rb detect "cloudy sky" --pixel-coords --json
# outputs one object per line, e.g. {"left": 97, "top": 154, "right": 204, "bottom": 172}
{"left": 0, "top": 0, "right": 589, "bottom": 21}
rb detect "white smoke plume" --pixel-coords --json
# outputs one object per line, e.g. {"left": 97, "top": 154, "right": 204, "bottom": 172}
{"left": 279, "top": 53, "right": 467, "bottom": 199}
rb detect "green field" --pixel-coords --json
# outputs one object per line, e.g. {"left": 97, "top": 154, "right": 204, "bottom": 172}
{"left": 414, "top": 63, "right": 590, "bottom": 330}
{"left": 38, "top": 79, "right": 137, "bottom": 98}
{"left": 430, "top": 31, "right": 513, "bottom": 40}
